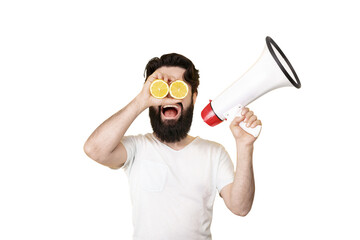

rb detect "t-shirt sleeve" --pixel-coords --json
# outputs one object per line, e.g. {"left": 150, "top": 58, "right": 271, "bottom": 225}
{"left": 120, "top": 135, "right": 138, "bottom": 172}
{"left": 216, "top": 146, "right": 235, "bottom": 197}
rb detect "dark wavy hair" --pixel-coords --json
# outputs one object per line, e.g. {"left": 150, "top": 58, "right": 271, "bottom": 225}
{"left": 144, "top": 53, "right": 200, "bottom": 94}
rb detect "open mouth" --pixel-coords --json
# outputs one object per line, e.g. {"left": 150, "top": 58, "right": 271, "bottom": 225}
{"left": 160, "top": 103, "right": 182, "bottom": 120}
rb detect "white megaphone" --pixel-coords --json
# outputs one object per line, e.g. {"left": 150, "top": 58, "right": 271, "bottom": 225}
{"left": 201, "top": 36, "right": 301, "bottom": 137}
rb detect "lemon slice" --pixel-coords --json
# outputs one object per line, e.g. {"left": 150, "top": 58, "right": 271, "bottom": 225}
{"left": 150, "top": 79, "right": 169, "bottom": 99}
{"left": 169, "top": 80, "right": 189, "bottom": 99}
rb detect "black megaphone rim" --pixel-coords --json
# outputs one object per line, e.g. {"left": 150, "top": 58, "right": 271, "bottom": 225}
{"left": 266, "top": 36, "right": 301, "bottom": 89}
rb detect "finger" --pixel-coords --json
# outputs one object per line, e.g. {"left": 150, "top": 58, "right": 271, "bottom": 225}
{"left": 156, "top": 72, "right": 164, "bottom": 80}
{"left": 244, "top": 111, "right": 254, "bottom": 122}
{"left": 146, "top": 71, "right": 161, "bottom": 84}
{"left": 251, "top": 119, "right": 262, "bottom": 128}
{"left": 165, "top": 74, "right": 177, "bottom": 84}
{"left": 231, "top": 115, "right": 245, "bottom": 126}
{"left": 154, "top": 71, "right": 163, "bottom": 81}
{"left": 161, "top": 97, "right": 182, "bottom": 106}
{"left": 241, "top": 107, "right": 249, "bottom": 116}
{"left": 163, "top": 74, "right": 169, "bottom": 83}
{"left": 246, "top": 115, "right": 257, "bottom": 127}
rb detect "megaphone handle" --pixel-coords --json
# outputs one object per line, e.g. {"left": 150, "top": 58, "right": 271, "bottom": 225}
{"left": 234, "top": 108, "right": 262, "bottom": 138}
{"left": 239, "top": 121, "right": 262, "bottom": 138}
{"left": 224, "top": 105, "right": 262, "bottom": 137}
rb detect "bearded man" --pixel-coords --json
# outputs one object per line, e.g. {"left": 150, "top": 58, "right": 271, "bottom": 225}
{"left": 84, "top": 53, "right": 262, "bottom": 240}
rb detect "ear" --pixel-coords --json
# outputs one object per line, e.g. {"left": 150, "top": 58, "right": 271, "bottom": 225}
{"left": 192, "top": 92, "right": 198, "bottom": 104}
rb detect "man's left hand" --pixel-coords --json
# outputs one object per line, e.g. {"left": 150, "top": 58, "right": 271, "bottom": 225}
{"left": 229, "top": 107, "right": 262, "bottom": 145}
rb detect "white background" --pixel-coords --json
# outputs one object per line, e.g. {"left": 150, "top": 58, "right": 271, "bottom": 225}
{"left": 1, "top": 0, "right": 359, "bottom": 239}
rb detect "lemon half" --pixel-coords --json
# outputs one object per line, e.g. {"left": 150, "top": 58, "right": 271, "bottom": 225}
{"left": 169, "top": 80, "right": 189, "bottom": 99}
{"left": 150, "top": 79, "right": 169, "bottom": 99}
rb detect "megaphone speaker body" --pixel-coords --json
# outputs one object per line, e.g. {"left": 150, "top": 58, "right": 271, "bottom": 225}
{"left": 201, "top": 37, "right": 301, "bottom": 136}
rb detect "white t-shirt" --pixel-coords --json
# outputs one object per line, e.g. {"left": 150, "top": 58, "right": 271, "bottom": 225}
{"left": 121, "top": 133, "right": 234, "bottom": 240}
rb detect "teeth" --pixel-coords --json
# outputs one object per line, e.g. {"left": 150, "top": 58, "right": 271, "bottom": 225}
{"left": 163, "top": 105, "right": 180, "bottom": 109}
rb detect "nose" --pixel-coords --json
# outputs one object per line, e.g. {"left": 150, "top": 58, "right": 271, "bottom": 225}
{"left": 163, "top": 79, "right": 177, "bottom": 98}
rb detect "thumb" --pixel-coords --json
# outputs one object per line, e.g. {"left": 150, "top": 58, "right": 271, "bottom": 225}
{"left": 231, "top": 115, "right": 245, "bottom": 126}
{"left": 160, "top": 98, "right": 182, "bottom": 106}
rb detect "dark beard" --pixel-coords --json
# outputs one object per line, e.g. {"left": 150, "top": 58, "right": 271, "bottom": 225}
{"left": 149, "top": 100, "right": 194, "bottom": 143}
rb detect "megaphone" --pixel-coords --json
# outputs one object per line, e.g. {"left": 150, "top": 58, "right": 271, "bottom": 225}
{"left": 201, "top": 36, "right": 301, "bottom": 137}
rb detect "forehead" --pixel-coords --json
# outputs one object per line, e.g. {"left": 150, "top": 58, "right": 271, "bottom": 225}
{"left": 157, "top": 66, "right": 186, "bottom": 80}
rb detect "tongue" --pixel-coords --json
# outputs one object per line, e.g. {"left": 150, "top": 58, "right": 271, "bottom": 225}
{"left": 164, "top": 108, "right": 178, "bottom": 117}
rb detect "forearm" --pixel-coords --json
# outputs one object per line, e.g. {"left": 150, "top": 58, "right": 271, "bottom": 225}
{"left": 230, "top": 142, "right": 255, "bottom": 216}
{"left": 84, "top": 95, "right": 146, "bottom": 160}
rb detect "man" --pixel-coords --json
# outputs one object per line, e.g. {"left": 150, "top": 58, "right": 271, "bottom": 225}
{"left": 84, "top": 53, "right": 262, "bottom": 239}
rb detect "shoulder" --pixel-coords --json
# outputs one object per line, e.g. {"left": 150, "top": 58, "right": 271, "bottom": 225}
{"left": 123, "top": 133, "right": 152, "bottom": 140}
{"left": 194, "top": 137, "right": 228, "bottom": 153}
{"left": 192, "top": 137, "right": 231, "bottom": 164}
{"left": 122, "top": 133, "right": 154, "bottom": 145}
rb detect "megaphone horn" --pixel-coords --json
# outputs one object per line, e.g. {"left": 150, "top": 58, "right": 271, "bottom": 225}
{"left": 201, "top": 36, "right": 301, "bottom": 137}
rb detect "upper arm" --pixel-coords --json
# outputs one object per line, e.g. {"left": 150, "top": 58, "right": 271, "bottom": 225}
{"left": 220, "top": 182, "right": 233, "bottom": 210}
{"left": 100, "top": 142, "right": 128, "bottom": 169}
{"left": 216, "top": 145, "right": 235, "bottom": 203}
{"left": 84, "top": 141, "right": 128, "bottom": 169}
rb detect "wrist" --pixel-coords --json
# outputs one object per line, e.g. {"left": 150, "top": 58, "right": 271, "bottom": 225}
{"left": 235, "top": 139, "right": 254, "bottom": 149}
{"left": 235, "top": 141, "right": 254, "bottom": 165}
{"left": 133, "top": 94, "right": 149, "bottom": 113}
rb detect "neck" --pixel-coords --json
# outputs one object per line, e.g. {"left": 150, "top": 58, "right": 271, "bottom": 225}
{"left": 154, "top": 134, "right": 195, "bottom": 151}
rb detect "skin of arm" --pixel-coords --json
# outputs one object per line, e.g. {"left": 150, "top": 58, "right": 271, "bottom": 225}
{"left": 83, "top": 71, "right": 180, "bottom": 169}
{"left": 220, "top": 107, "right": 262, "bottom": 216}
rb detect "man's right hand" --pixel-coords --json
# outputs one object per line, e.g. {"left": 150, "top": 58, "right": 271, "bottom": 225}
{"left": 136, "top": 70, "right": 182, "bottom": 110}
